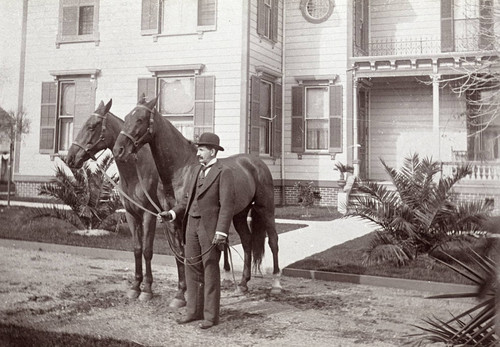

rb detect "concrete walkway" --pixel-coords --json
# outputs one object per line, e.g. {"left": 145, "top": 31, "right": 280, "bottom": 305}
{"left": 0, "top": 200, "right": 377, "bottom": 274}
{"left": 230, "top": 216, "right": 377, "bottom": 274}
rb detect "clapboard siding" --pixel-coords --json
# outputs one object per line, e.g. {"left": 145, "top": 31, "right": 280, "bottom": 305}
{"left": 368, "top": 79, "right": 468, "bottom": 180}
{"left": 283, "top": 0, "right": 349, "bottom": 181}
{"left": 19, "top": 0, "right": 247, "bottom": 177}
{"left": 370, "top": 0, "right": 441, "bottom": 42}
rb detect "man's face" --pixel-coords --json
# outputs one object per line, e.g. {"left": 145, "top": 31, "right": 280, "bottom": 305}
{"left": 197, "top": 145, "right": 215, "bottom": 165}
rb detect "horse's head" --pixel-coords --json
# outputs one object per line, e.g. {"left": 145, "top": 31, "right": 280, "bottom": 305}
{"left": 66, "top": 99, "right": 113, "bottom": 169}
{"left": 113, "top": 96, "right": 158, "bottom": 162}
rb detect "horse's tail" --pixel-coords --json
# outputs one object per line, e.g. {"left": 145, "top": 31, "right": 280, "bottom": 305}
{"left": 249, "top": 205, "right": 273, "bottom": 272}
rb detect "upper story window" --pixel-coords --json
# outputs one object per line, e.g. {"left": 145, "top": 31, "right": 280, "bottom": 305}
{"left": 40, "top": 70, "right": 99, "bottom": 156}
{"left": 353, "top": 0, "right": 369, "bottom": 55}
{"left": 138, "top": 64, "right": 215, "bottom": 141}
{"left": 257, "top": 0, "right": 278, "bottom": 43}
{"left": 300, "top": 0, "right": 334, "bottom": 24}
{"left": 141, "top": 0, "right": 217, "bottom": 37}
{"left": 441, "top": 0, "right": 494, "bottom": 52}
{"left": 56, "top": 0, "right": 100, "bottom": 48}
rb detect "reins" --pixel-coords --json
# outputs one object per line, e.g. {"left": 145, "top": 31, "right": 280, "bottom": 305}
{"left": 72, "top": 113, "right": 108, "bottom": 161}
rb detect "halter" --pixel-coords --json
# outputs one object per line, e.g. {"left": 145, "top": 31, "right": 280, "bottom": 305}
{"left": 72, "top": 113, "right": 108, "bottom": 161}
{"left": 119, "top": 104, "right": 155, "bottom": 149}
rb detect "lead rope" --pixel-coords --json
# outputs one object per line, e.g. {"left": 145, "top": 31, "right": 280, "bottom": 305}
{"left": 93, "top": 159, "right": 217, "bottom": 267}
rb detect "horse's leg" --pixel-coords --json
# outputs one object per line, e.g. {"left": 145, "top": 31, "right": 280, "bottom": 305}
{"left": 139, "top": 213, "right": 156, "bottom": 301}
{"left": 125, "top": 212, "right": 142, "bottom": 299}
{"left": 221, "top": 246, "right": 233, "bottom": 288}
{"left": 253, "top": 200, "right": 282, "bottom": 295}
{"left": 168, "top": 220, "right": 187, "bottom": 308}
{"left": 233, "top": 208, "right": 252, "bottom": 293}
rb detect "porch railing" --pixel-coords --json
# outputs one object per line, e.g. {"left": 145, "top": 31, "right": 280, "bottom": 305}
{"left": 360, "top": 36, "right": 484, "bottom": 57}
{"left": 441, "top": 161, "right": 500, "bottom": 181}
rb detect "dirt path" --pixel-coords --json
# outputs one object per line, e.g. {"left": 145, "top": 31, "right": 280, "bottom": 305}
{"left": 0, "top": 245, "right": 472, "bottom": 346}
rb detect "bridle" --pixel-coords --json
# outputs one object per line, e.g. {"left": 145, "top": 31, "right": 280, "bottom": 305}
{"left": 119, "top": 104, "right": 155, "bottom": 150}
{"left": 72, "top": 112, "right": 108, "bottom": 161}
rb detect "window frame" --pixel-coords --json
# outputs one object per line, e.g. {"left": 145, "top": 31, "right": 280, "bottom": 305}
{"left": 141, "top": 0, "right": 217, "bottom": 38}
{"left": 257, "top": 0, "right": 279, "bottom": 43}
{"left": 56, "top": 80, "right": 76, "bottom": 154}
{"left": 56, "top": 0, "right": 100, "bottom": 48}
{"left": 140, "top": 64, "right": 215, "bottom": 141}
{"left": 300, "top": 0, "right": 335, "bottom": 24}
{"left": 304, "top": 86, "right": 329, "bottom": 152}
{"left": 40, "top": 69, "right": 98, "bottom": 157}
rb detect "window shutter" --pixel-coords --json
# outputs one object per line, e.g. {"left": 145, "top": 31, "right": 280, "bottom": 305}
{"left": 250, "top": 75, "right": 261, "bottom": 156}
{"left": 141, "top": 0, "right": 159, "bottom": 35}
{"left": 272, "top": 82, "right": 282, "bottom": 158}
{"left": 62, "top": 6, "right": 78, "bottom": 36}
{"left": 329, "top": 85, "right": 343, "bottom": 154}
{"left": 441, "top": 0, "right": 454, "bottom": 52}
{"left": 73, "top": 78, "right": 94, "bottom": 142}
{"left": 291, "top": 86, "right": 305, "bottom": 154}
{"left": 271, "top": 0, "right": 279, "bottom": 42}
{"left": 137, "top": 78, "right": 156, "bottom": 102}
{"left": 40, "top": 82, "right": 57, "bottom": 154}
{"left": 194, "top": 75, "right": 215, "bottom": 140}
{"left": 479, "top": 0, "right": 493, "bottom": 50}
{"left": 257, "top": 0, "right": 266, "bottom": 36}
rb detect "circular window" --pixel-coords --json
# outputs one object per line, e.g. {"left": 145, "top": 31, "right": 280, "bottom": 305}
{"left": 300, "top": 0, "right": 334, "bottom": 24}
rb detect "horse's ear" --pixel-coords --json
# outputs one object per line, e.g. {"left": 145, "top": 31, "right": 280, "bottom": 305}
{"left": 138, "top": 93, "right": 146, "bottom": 104}
{"left": 98, "top": 100, "right": 105, "bottom": 108}
{"left": 147, "top": 96, "right": 159, "bottom": 108}
{"left": 104, "top": 99, "right": 112, "bottom": 114}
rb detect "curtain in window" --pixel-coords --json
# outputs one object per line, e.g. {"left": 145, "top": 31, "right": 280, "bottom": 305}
{"left": 306, "top": 87, "right": 328, "bottom": 150}
{"left": 159, "top": 78, "right": 195, "bottom": 115}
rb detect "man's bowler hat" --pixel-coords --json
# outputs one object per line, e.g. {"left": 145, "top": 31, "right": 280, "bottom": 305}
{"left": 195, "top": 132, "right": 224, "bottom": 151}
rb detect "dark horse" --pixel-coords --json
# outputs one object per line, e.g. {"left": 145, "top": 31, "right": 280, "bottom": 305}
{"left": 66, "top": 99, "right": 187, "bottom": 306}
{"left": 113, "top": 97, "right": 282, "bottom": 293}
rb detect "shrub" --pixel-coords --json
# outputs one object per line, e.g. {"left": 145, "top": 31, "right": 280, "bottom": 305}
{"left": 348, "top": 153, "right": 492, "bottom": 266}
{"left": 28, "top": 153, "right": 123, "bottom": 231}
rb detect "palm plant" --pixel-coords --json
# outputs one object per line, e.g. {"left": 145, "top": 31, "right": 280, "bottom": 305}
{"left": 30, "top": 153, "right": 123, "bottom": 231}
{"left": 411, "top": 245, "right": 498, "bottom": 346}
{"left": 348, "top": 153, "right": 492, "bottom": 265}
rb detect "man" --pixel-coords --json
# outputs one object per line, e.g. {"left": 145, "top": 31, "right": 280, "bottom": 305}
{"left": 160, "top": 132, "right": 235, "bottom": 329}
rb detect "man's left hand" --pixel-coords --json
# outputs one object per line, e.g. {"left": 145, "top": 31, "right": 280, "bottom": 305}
{"left": 212, "top": 234, "right": 227, "bottom": 251}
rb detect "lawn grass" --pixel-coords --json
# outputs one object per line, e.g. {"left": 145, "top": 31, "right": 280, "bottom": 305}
{"left": 287, "top": 231, "right": 493, "bottom": 285}
{"left": 0, "top": 205, "right": 304, "bottom": 256}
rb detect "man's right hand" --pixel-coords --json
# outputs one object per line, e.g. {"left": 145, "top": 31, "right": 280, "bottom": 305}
{"left": 158, "top": 211, "right": 173, "bottom": 223}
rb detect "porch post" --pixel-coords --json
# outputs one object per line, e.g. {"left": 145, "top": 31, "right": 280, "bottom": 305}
{"left": 432, "top": 74, "right": 441, "bottom": 160}
{"left": 353, "top": 78, "right": 359, "bottom": 176}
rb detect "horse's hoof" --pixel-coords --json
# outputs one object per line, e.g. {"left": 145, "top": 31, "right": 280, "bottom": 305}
{"left": 234, "top": 285, "right": 248, "bottom": 295}
{"left": 169, "top": 298, "right": 186, "bottom": 308}
{"left": 127, "top": 289, "right": 141, "bottom": 299}
{"left": 139, "top": 292, "right": 153, "bottom": 301}
{"left": 221, "top": 279, "right": 233, "bottom": 288}
{"left": 270, "top": 287, "right": 282, "bottom": 295}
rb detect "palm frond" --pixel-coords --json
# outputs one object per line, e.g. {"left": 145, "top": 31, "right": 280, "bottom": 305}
{"left": 27, "top": 206, "right": 84, "bottom": 230}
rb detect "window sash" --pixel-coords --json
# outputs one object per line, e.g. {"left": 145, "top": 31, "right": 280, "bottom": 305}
{"left": 259, "top": 80, "right": 273, "bottom": 155}
{"left": 305, "top": 87, "right": 329, "bottom": 151}
{"left": 58, "top": 0, "right": 99, "bottom": 46}
{"left": 57, "top": 81, "right": 75, "bottom": 153}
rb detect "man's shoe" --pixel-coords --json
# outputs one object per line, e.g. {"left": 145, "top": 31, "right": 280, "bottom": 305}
{"left": 177, "top": 316, "right": 200, "bottom": 325}
{"left": 199, "top": 320, "right": 216, "bottom": 329}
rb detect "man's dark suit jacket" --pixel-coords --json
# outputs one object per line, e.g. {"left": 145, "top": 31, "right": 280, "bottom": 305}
{"left": 172, "top": 160, "right": 235, "bottom": 242}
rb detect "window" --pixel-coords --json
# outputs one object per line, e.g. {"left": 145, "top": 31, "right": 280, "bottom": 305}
{"left": 40, "top": 70, "right": 98, "bottom": 155}
{"left": 354, "top": 0, "right": 369, "bottom": 54}
{"left": 291, "top": 83, "right": 342, "bottom": 157}
{"left": 141, "top": 0, "right": 216, "bottom": 36}
{"left": 300, "top": 0, "right": 335, "bottom": 24}
{"left": 138, "top": 66, "right": 214, "bottom": 140}
{"left": 57, "top": 0, "right": 100, "bottom": 47}
{"left": 58, "top": 82, "right": 75, "bottom": 152}
{"left": 305, "top": 87, "right": 329, "bottom": 150}
{"left": 257, "top": 0, "right": 278, "bottom": 42}
{"left": 250, "top": 75, "right": 282, "bottom": 157}
{"left": 441, "top": 0, "right": 493, "bottom": 52}
{"left": 159, "top": 77, "right": 195, "bottom": 139}
{"left": 467, "top": 89, "right": 500, "bottom": 161}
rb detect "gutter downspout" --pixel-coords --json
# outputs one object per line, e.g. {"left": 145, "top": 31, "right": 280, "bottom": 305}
{"left": 240, "top": 0, "right": 251, "bottom": 153}
{"left": 8, "top": 0, "right": 28, "bottom": 206}
{"left": 280, "top": 0, "right": 286, "bottom": 206}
